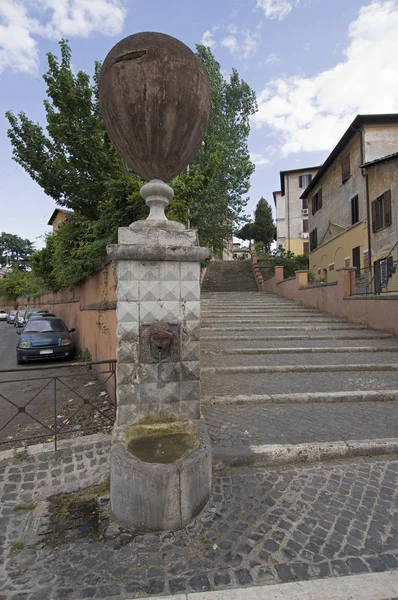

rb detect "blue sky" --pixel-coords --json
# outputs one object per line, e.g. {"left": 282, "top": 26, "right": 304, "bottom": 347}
{"left": 1, "top": 0, "right": 398, "bottom": 248}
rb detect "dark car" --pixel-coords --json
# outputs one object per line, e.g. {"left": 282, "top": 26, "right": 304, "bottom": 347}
{"left": 14, "top": 309, "right": 26, "bottom": 327}
{"left": 21, "top": 308, "right": 49, "bottom": 327}
{"left": 16, "top": 317, "right": 76, "bottom": 364}
{"left": 7, "top": 309, "right": 17, "bottom": 324}
{"left": 26, "top": 311, "right": 56, "bottom": 321}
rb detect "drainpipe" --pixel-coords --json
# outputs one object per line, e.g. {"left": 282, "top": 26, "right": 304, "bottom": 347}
{"left": 286, "top": 175, "right": 290, "bottom": 252}
{"left": 358, "top": 129, "right": 372, "bottom": 292}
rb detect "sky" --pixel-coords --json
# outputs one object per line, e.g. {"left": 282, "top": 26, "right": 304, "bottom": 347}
{"left": 1, "top": 0, "right": 398, "bottom": 249}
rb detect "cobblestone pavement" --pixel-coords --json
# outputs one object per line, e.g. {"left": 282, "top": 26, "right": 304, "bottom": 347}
{"left": 2, "top": 437, "right": 398, "bottom": 600}
{"left": 203, "top": 402, "right": 398, "bottom": 447}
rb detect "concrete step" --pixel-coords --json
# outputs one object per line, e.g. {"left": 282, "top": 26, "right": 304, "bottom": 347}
{"left": 201, "top": 369, "right": 398, "bottom": 397}
{"left": 201, "top": 318, "right": 349, "bottom": 325}
{"left": 203, "top": 400, "right": 398, "bottom": 447}
{"left": 201, "top": 324, "right": 367, "bottom": 332}
{"left": 201, "top": 336, "right": 398, "bottom": 349}
{"left": 201, "top": 351, "right": 398, "bottom": 368}
{"left": 202, "top": 363, "right": 398, "bottom": 375}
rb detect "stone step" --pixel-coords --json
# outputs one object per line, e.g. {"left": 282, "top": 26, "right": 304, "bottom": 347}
{"left": 212, "top": 438, "right": 398, "bottom": 470}
{"left": 202, "top": 363, "right": 398, "bottom": 375}
{"left": 201, "top": 318, "right": 349, "bottom": 325}
{"left": 201, "top": 369, "right": 398, "bottom": 397}
{"left": 201, "top": 324, "right": 367, "bottom": 332}
{"left": 201, "top": 351, "right": 398, "bottom": 368}
{"left": 203, "top": 389, "right": 398, "bottom": 406}
{"left": 203, "top": 400, "right": 398, "bottom": 447}
{"left": 201, "top": 332, "right": 393, "bottom": 341}
{"left": 201, "top": 336, "right": 398, "bottom": 349}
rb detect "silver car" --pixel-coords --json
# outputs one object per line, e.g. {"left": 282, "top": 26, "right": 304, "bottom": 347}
{"left": 0, "top": 309, "right": 7, "bottom": 322}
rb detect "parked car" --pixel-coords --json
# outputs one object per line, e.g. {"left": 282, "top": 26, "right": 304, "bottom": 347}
{"left": 7, "top": 310, "right": 17, "bottom": 324}
{"left": 26, "top": 312, "right": 56, "bottom": 321}
{"left": 14, "top": 310, "right": 26, "bottom": 327}
{"left": 21, "top": 308, "right": 49, "bottom": 327}
{"left": 0, "top": 309, "right": 7, "bottom": 321}
{"left": 16, "top": 317, "right": 76, "bottom": 364}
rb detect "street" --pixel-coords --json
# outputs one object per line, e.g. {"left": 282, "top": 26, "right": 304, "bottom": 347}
{"left": 0, "top": 322, "right": 115, "bottom": 447}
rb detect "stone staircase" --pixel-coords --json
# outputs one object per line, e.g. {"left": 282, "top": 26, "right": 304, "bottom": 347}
{"left": 201, "top": 260, "right": 257, "bottom": 293}
{"left": 200, "top": 291, "right": 398, "bottom": 469}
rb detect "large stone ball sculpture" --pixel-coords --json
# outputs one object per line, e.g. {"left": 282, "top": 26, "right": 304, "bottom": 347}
{"left": 99, "top": 32, "right": 211, "bottom": 182}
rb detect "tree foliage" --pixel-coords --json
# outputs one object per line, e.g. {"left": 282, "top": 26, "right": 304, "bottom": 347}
{"left": 237, "top": 197, "right": 275, "bottom": 252}
{"left": 6, "top": 40, "right": 257, "bottom": 289}
{"left": 0, "top": 267, "right": 40, "bottom": 301}
{"left": 0, "top": 232, "right": 35, "bottom": 270}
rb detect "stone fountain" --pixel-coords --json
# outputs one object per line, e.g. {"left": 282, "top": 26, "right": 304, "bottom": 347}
{"left": 99, "top": 32, "right": 212, "bottom": 532}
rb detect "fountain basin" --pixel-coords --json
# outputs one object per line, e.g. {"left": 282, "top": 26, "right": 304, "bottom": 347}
{"left": 110, "top": 419, "right": 212, "bottom": 532}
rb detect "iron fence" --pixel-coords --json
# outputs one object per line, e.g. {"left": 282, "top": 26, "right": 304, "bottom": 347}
{"left": 352, "top": 260, "right": 398, "bottom": 296}
{"left": 0, "top": 360, "right": 116, "bottom": 451}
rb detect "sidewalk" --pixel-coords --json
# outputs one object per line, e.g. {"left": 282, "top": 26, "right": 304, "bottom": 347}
{"left": 140, "top": 571, "right": 398, "bottom": 600}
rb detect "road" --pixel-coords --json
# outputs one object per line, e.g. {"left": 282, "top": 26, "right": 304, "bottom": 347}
{"left": 0, "top": 322, "right": 115, "bottom": 447}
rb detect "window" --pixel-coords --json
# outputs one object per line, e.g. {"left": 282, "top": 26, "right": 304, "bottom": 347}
{"left": 303, "top": 242, "right": 309, "bottom": 254}
{"left": 372, "top": 190, "right": 392, "bottom": 232}
{"left": 351, "top": 195, "right": 359, "bottom": 225}
{"left": 311, "top": 189, "right": 323, "bottom": 215}
{"left": 302, "top": 198, "right": 308, "bottom": 210}
{"left": 341, "top": 153, "right": 351, "bottom": 183}
{"left": 303, "top": 219, "right": 308, "bottom": 233}
{"left": 309, "top": 228, "right": 318, "bottom": 251}
{"left": 299, "top": 174, "right": 312, "bottom": 188}
{"left": 352, "top": 246, "right": 360, "bottom": 276}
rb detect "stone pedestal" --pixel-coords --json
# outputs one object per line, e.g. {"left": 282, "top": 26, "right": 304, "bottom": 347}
{"left": 107, "top": 215, "right": 211, "bottom": 532}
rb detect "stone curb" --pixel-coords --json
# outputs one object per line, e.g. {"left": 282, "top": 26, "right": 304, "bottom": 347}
{"left": 202, "top": 389, "right": 398, "bottom": 405}
{"left": 212, "top": 438, "right": 398, "bottom": 471}
{"left": 137, "top": 570, "right": 398, "bottom": 600}
{"left": 0, "top": 432, "right": 110, "bottom": 462}
{"left": 202, "top": 363, "right": 398, "bottom": 375}
{"left": 202, "top": 346, "right": 398, "bottom": 355}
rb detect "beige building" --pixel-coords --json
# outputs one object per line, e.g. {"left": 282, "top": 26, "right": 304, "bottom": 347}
{"left": 301, "top": 114, "right": 398, "bottom": 288}
{"left": 48, "top": 208, "right": 74, "bottom": 232}
{"left": 274, "top": 166, "right": 321, "bottom": 255}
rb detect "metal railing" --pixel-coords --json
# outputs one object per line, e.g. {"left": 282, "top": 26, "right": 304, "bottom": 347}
{"left": 0, "top": 360, "right": 116, "bottom": 451}
{"left": 352, "top": 260, "right": 398, "bottom": 295}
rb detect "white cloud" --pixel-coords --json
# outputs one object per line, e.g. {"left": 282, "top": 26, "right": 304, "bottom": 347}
{"left": 227, "top": 23, "right": 238, "bottom": 35}
{"left": 256, "top": 0, "right": 295, "bottom": 20}
{"left": 251, "top": 152, "right": 271, "bottom": 166}
{"left": 221, "top": 29, "right": 261, "bottom": 59}
{"left": 221, "top": 35, "right": 239, "bottom": 55}
{"left": 201, "top": 29, "right": 217, "bottom": 48}
{"left": 0, "top": 0, "right": 127, "bottom": 75}
{"left": 0, "top": 1, "right": 40, "bottom": 75}
{"left": 266, "top": 52, "right": 279, "bottom": 64}
{"left": 252, "top": 0, "right": 398, "bottom": 156}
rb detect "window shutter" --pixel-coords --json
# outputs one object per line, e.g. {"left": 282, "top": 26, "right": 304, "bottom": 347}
{"left": 384, "top": 189, "right": 392, "bottom": 226}
{"left": 299, "top": 175, "right": 303, "bottom": 188}
{"left": 308, "top": 174, "right": 313, "bottom": 184}
{"left": 387, "top": 255, "right": 394, "bottom": 278}
{"left": 312, "top": 197, "right": 316, "bottom": 215}
{"left": 302, "top": 198, "right": 308, "bottom": 210}
{"left": 303, "top": 219, "right": 308, "bottom": 233}
{"left": 318, "top": 188, "right": 323, "bottom": 209}
{"left": 342, "top": 154, "right": 351, "bottom": 183}
{"left": 371, "top": 200, "right": 377, "bottom": 232}
{"left": 314, "top": 228, "right": 317, "bottom": 248}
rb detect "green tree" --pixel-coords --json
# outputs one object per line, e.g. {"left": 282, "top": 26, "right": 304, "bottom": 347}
{"left": 0, "top": 267, "right": 39, "bottom": 301}
{"left": 253, "top": 198, "right": 275, "bottom": 253}
{"left": 0, "top": 232, "right": 35, "bottom": 270}
{"left": 237, "top": 198, "right": 275, "bottom": 252}
{"left": 6, "top": 40, "right": 257, "bottom": 287}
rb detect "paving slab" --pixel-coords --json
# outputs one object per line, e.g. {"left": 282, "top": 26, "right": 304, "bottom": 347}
{"left": 2, "top": 437, "right": 398, "bottom": 599}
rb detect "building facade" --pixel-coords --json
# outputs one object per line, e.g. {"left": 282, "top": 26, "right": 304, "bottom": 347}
{"left": 47, "top": 208, "right": 74, "bottom": 232}
{"left": 301, "top": 114, "right": 398, "bottom": 286}
{"left": 274, "top": 166, "right": 320, "bottom": 255}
